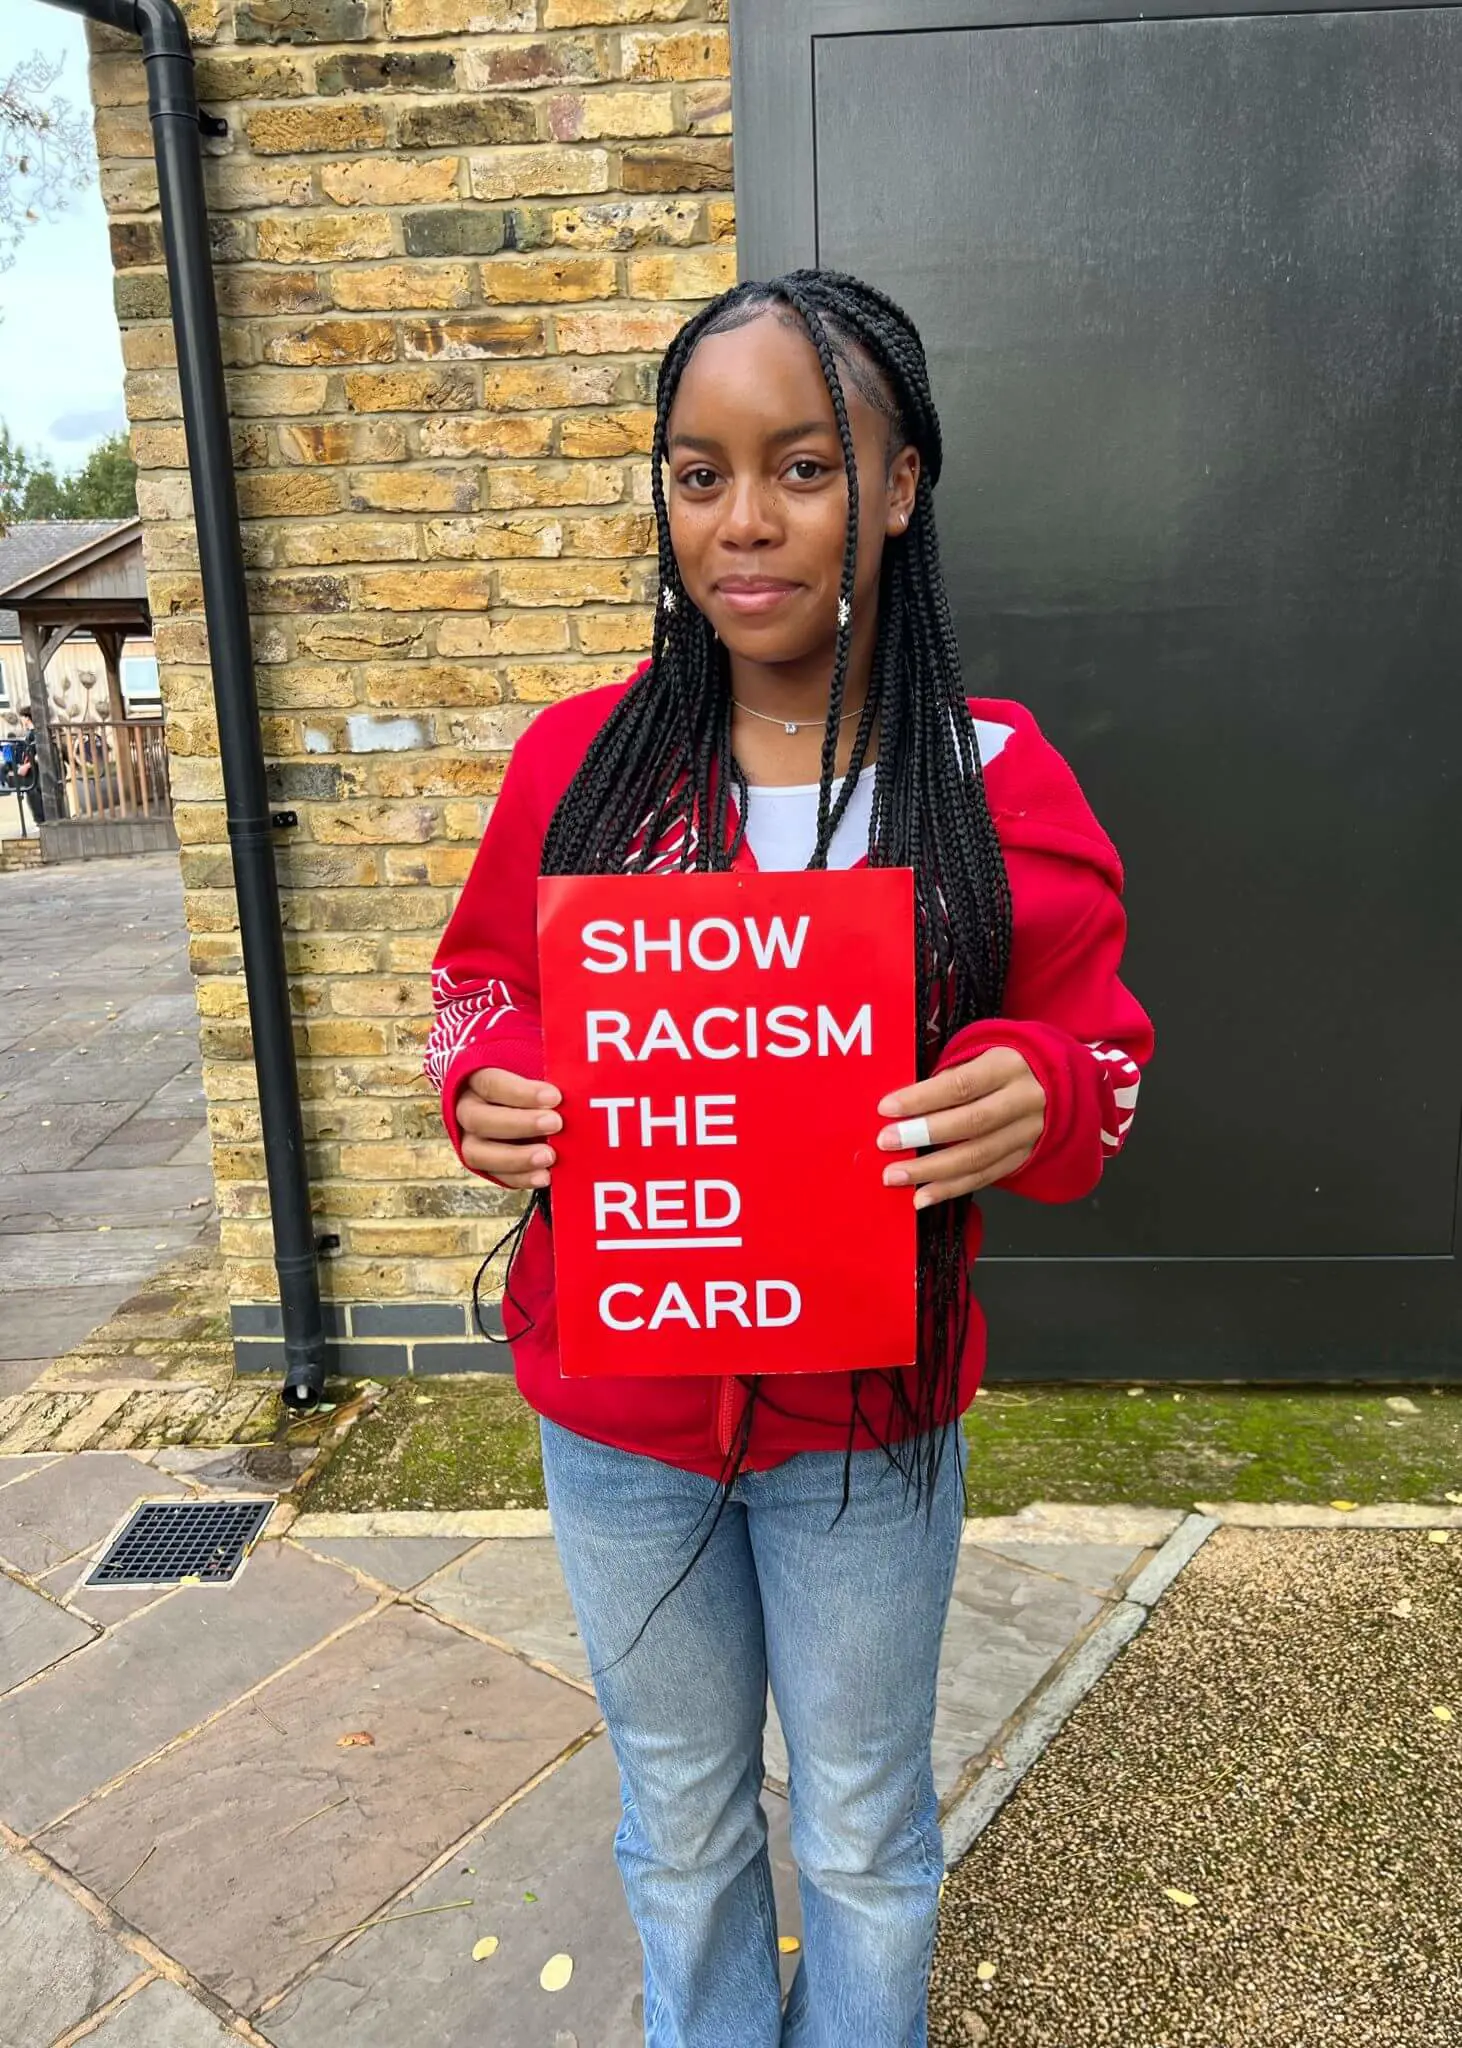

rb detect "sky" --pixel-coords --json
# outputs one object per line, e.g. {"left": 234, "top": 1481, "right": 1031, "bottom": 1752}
{"left": 0, "top": 8, "right": 127, "bottom": 474}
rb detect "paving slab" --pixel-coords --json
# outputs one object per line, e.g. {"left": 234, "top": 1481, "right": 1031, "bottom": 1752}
{"left": 38, "top": 1545, "right": 181, "bottom": 1625}
{"left": 84, "top": 1976, "right": 247, "bottom": 2047}
{"left": 294, "top": 1534, "right": 479, "bottom": 1590}
{"left": 4, "top": 1542, "right": 375, "bottom": 1834}
{"left": 0, "top": 1358, "right": 52, "bottom": 1395}
{"left": 0, "top": 1286, "right": 124, "bottom": 1364}
{"left": 0, "top": 1567, "right": 96, "bottom": 1691}
{"left": 0, "top": 1102, "right": 138, "bottom": 1174}
{"left": 0, "top": 1846, "right": 145, "bottom": 2047}
{"left": 43, "top": 1601, "right": 603, "bottom": 2014}
{"left": 264, "top": 1729, "right": 802, "bottom": 2048}
{"left": 0, "top": 1450, "right": 186, "bottom": 1578}
{"left": 416, "top": 1538, "right": 588, "bottom": 1680}
{"left": 0, "top": 1226, "right": 205, "bottom": 1292}
{"left": 82, "top": 1120, "right": 210, "bottom": 1171}
{"left": 0, "top": 1455, "right": 55, "bottom": 1488}
{"left": 153, "top": 1444, "right": 313, "bottom": 1495}
{"left": 965, "top": 1538, "right": 1150, "bottom": 1595}
{"left": 0, "top": 1167, "right": 214, "bottom": 1231}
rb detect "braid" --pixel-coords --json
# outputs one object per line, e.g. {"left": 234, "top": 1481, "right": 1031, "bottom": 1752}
{"left": 525, "top": 269, "right": 1012, "bottom": 1649}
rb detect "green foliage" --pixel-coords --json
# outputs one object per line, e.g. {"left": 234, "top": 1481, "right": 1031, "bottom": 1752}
{"left": 0, "top": 424, "right": 137, "bottom": 531}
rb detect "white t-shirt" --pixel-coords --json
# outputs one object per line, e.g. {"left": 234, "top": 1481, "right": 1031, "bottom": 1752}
{"left": 741, "top": 763, "right": 876, "bottom": 873}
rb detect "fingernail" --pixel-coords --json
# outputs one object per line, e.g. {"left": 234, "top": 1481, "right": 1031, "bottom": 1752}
{"left": 535, "top": 1085, "right": 561, "bottom": 1108}
{"left": 877, "top": 1127, "right": 901, "bottom": 1152}
{"left": 913, "top": 1189, "right": 933, "bottom": 1210}
{"left": 536, "top": 1112, "right": 562, "bottom": 1133}
{"left": 883, "top": 1165, "right": 910, "bottom": 1187}
{"left": 530, "top": 1148, "right": 554, "bottom": 1169}
{"left": 877, "top": 1094, "right": 902, "bottom": 1117}
{"left": 530, "top": 1170, "right": 550, "bottom": 1188}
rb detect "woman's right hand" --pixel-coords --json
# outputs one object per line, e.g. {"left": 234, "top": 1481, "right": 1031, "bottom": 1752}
{"left": 455, "top": 1069, "right": 562, "bottom": 1188}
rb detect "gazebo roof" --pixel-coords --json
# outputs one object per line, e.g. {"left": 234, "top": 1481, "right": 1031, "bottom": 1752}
{"left": 0, "top": 520, "right": 146, "bottom": 638}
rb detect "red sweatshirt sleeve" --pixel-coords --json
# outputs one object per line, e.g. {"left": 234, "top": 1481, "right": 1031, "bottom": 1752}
{"left": 935, "top": 711, "right": 1153, "bottom": 1203}
{"left": 426, "top": 732, "right": 549, "bottom": 1171}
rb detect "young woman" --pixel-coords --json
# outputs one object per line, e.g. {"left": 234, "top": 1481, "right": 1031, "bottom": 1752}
{"left": 427, "top": 269, "right": 1153, "bottom": 2047}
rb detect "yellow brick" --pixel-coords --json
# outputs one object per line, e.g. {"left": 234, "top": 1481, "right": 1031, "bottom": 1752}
{"left": 545, "top": 0, "right": 691, "bottom": 21}
{"left": 348, "top": 1221, "right": 472, "bottom": 1257}
{"left": 226, "top": 370, "right": 332, "bottom": 418}
{"left": 621, "top": 28, "right": 729, "bottom": 80}
{"left": 303, "top": 1102, "right": 397, "bottom": 1142}
{"left": 402, "top": 315, "right": 545, "bottom": 361}
{"left": 349, "top": 468, "right": 479, "bottom": 514}
{"left": 343, "top": 367, "right": 477, "bottom": 413}
{"left": 135, "top": 474, "right": 195, "bottom": 520}
{"left": 480, "top": 361, "right": 619, "bottom": 412}
{"left": 237, "top": 472, "right": 343, "bottom": 517}
{"left": 555, "top": 305, "right": 686, "bottom": 353}
{"left": 564, "top": 511, "right": 655, "bottom": 556}
{"left": 286, "top": 936, "right": 382, "bottom": 975}
{"left": 297, "top": 615, "right": 429, "bottom": 659}
{"left": 337, "top": 1142, "right": 445, "bottom": 1179}
{"left": 354, "top": 566, "right": 495, "bottom": 611}
{"left": 468, "top": 147, "right": 610, "bottom": 203}
{"left": 216, "top": 269, "right": 331, "bottom": 318}
{"left": 149, "top": 576, "right": 207, "bottom": 617}
{"left": 386, "top": 933, "right": 452, "bottom": 975}
{"left": 94, "top": 105, "right": 153, "bottom": 158}
{"left": 556, "top": 89, "right": 679, "bottom": 140}
{"left": 256, "top": 666, "right": 361, "bottom": 710}
{"left": 169, "top": 758, "right": 227, "bottom": 802}
{"left": 208, "top": 161, "right": 314, "bottom": 212}
{"left": 319, "top": 157, "right": 462, "bottom": 207}
{"left": 388, "top": 844, "right": 476, "bottom": 886}
{"left": 121, "top": 327, "right": 178, "bottom": 371}
{"left": 278, "top": 421, "right": 408, "bottom": 465}
{"left": 505, "top": 658, "right": 636, "bottom": 700}
{"left": 684, "top": 82, "right": 732, "bottom": 135}
{"left": 620, "top": 141, "right": 731, "bottom": 194}
{"left": 483, "top": 462, "right": 622, "bottom": 509}
{"left": 125, "top": 370, "right": 181, "bottom": 422}
{"left": 436, "top": 612, "right": 570, "bottom": 656}
{"left": 257, "top": 215, "right": 394, "bottom": 264}
{"left": 387, "top": 0, "right": 536, "bottom": 31}
{"left": 546, "top": 197, "right": 698, "bottom": 248}
{"left": 497, "top": 561, "right": 634, "bottom": 607}
{"left": 331, "top": 262, "right": 475, "bottom": 312}
{"left": 309, "top": 886, "right": 453, "bottom": 930}
{"left": 311, "top": 802, "right": 438, "bottom": 844}
{"left": 422, "top": 516, "right": 561, "bottom": 561}
{"left": 302, "top": 1020, "right": 391, "bottom": 1056}
{"left": 558, "top": 408, "right": 656, "bottom": 456}
{"left": 417, "top": 415, "right": 555, "bottom": 458}
{"left": 263, "top": 320, "right": 397, "bottom": 367}
{"left": 707, "top": 197, "right": 736, "bottom": 242}
{"left": 279, "top": 523, "right": 420, "bottom": 566}
{"left": 246, "top": 105, "right": 388, "bottom": 156}
{"left": 576, "top": 606, "right": 654, "bottom": 653}
{"left": 442, "top": 800, "right": 490, "bottom": 840}
{"left": 362, "top": 663, "right": 502, "bottom": 707}
{"left": 627, "top": 246, "right": 737, "bottom": 300}
{"left": 478, "top": 254, "right": 617, "bottom": 305}
{"left": 371, "top": 754, "right": 507, "bottom": 799}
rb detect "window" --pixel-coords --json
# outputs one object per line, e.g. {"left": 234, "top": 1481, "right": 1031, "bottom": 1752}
{"left": 121, "top": 653, "right": 161, "bottom": 709}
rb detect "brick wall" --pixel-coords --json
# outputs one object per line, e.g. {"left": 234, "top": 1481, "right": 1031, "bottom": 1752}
{"left": 88, "top": 0, "right": 734, "bottom": 1376}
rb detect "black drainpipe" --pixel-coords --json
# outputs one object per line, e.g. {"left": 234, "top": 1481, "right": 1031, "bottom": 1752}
{"left": 43, "top": 0, "right": 329, "bottom": 1410}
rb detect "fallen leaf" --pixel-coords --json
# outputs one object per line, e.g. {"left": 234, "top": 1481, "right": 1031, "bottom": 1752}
{"left": 1428, "top": 1530, "right": 1452, "bottom": 1545}
{"left": 778, "top": 1935, "right": 800, "bottom": 1954}
{"left": 1163, "top": 1888, "right": 1199, "bottom": 1908}
{"left": 97, "top": 1225, "right": 111, "bottom": 1234}
{"left": 1126, "top": 1387, "right": 1144, "bottom": 1397}
{"left": 540, "top": 1953, "right": 574, "bottom": 1992}
{"left": 1386, "top": 1396, "right": 1420, "bottom": 1414}
{"left": 337, "top": 1730, "right": 375, "bottom": 1748}
{"left": 1329, "top": 1500, "right": 1358, "bottom": 1512}
{"left": 1432, "top": 1705, "right": 1454, "bottom": 1725}
{"left": 975, "top": 1960, "right": 998, "bottom": 1982}
{"left": 1392, "top": 1598, "right": 1413, "bottom": 1617}
{"left": 472, "top": 1936, "right": 499, "bottom": 1961}
{"left": 523, "top": 1890, "right": 537, "bottom": 1903}
{"left": 1445, "top": 1493, "right": 1462, "bottom": 1506}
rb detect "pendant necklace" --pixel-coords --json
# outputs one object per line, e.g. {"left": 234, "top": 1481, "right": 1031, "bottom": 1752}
{"left": 732, "top": 699, "right": 862, "bottom": 738}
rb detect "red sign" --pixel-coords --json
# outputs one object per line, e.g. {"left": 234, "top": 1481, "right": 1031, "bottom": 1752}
{"left": 538, "top": 869, "right": 917, "bottom": 1379}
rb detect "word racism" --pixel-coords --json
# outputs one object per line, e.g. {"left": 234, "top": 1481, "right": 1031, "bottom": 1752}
{"left": 539, "top": 871, "right": 917, "bottom": 1380}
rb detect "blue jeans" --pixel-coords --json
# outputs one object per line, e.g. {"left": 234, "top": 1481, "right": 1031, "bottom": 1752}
{"left": 539, "top": 1415, "right": 967, "bottom": 2048}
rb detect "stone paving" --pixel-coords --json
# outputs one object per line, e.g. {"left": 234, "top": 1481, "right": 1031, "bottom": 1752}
{"left": 0, "top": 1449, "right": 1196, "bottom": 2048}
{"left": 0, "top": 856, "right": 212, "bottom": 1400}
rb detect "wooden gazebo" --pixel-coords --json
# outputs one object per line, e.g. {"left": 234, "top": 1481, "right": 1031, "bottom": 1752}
{"left": 0, "top": 519, "right": 174, "bottom": 860}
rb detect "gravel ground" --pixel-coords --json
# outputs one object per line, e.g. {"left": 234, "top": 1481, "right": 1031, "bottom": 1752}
{"left": 931, "top": 1528, "right": 1462, "bottom": 2048}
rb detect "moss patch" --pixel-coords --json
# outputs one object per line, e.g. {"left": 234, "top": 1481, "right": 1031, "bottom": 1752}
{"left": 300, "top": 1377, "right": 1462, "bottom": 1517}
{"left": 304, "top": 1375, "right": 548, "bottom": 1513}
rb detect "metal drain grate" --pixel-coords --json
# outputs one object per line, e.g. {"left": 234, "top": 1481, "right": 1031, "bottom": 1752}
{"left": 86, "top": 1499, "right": 274, "bottom": 1589}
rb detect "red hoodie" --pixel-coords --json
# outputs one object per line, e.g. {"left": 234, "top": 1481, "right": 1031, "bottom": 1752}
{"left": 427, "top": 666, "right": 1153, "bottom": 1478}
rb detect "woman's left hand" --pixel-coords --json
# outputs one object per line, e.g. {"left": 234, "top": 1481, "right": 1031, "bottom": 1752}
{"left": 876, "top": 1048, "right": 1047, "bottom": 1207}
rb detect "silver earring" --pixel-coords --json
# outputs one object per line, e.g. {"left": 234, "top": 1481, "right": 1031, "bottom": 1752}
{"left": 838, "top": 596, "right": 851, "bottom": 629}
{"left": 661, "top": 586, "right": 677, "bottom": 614}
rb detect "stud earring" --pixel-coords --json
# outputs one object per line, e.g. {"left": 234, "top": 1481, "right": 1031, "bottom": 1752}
{"left": 838, "top": 596, "right": 851, "bottom": 629}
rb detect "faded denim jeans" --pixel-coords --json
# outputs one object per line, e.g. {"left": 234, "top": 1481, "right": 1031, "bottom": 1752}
{"left": 539, "top": 1415, "right": 967, "bottom": 2048}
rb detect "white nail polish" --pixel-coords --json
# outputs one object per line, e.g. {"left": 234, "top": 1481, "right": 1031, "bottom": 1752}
{"left": 896, "top": 1116, "right": 933, "bottom": 1151}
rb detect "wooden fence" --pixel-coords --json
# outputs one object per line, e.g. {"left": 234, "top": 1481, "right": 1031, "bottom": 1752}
{"left": 51, "top": 718, "right": 172, "bottom": 825}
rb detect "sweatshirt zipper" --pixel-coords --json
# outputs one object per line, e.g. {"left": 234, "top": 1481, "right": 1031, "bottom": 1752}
{"left": 716, "top": 1376, "right": 739, "bottom": 1458}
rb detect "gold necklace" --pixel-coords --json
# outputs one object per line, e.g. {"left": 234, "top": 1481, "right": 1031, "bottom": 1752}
{"left": 732, "top": 698, "right": 862, "bottom": 737}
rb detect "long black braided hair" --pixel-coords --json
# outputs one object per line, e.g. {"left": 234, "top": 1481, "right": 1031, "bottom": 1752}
{"left": 484, "top": 269, "right": 1012, "bottom": 1671}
